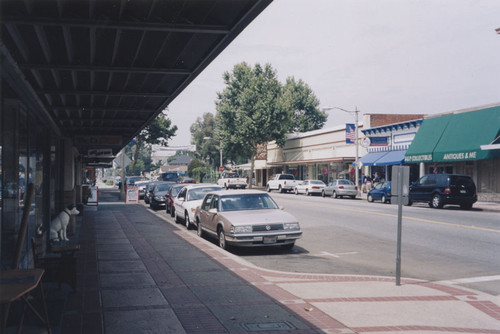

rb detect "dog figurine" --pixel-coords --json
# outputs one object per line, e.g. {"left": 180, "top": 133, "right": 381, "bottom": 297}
{"left": 50, "top": 206, "right": 79, "bottom": 242}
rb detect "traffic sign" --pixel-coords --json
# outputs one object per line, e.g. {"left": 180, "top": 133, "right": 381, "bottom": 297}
{"left": 219, "top": 166, "right": 224, "bottom": 172}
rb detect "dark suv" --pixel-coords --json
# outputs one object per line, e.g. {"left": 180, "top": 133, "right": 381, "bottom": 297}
{"left": 407, "top": 174, "right": 477, "bottom": 210}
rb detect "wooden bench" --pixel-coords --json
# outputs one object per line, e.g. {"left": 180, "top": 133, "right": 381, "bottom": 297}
{"left": 31, "top": 235, "right": 79, "bottom": 292}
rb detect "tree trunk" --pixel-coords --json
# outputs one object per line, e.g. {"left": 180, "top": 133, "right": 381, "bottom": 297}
{"left": 131, "top": 138, "right": 141, "bottom": 175}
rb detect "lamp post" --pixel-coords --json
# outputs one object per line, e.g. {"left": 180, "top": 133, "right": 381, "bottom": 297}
{"left": 322, "top": 107, "right": 360, "bottom": 192}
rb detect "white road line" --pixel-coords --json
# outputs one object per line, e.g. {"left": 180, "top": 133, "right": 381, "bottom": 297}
{"left": 316, "top": 251, "right": 358, "bottom": 258}
{"left": 438, "top": 275, "right": 500, "bottom": 285}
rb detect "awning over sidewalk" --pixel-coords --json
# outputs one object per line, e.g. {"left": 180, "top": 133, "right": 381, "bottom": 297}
{"left": 405, "top": 106, "right": 500, "bottom": 163}
{"left": 405, "top": 114, "right": 453, "bottom": 163}
{"left": 373, "top": 150, "right": 407, "bottom": 166}
{"left": 359, "top": 151, "right": 389, "bottom": 166}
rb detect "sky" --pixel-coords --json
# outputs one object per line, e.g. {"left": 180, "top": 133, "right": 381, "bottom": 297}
{"left": 166, "top": 0, "right": 500, "bottom": 147}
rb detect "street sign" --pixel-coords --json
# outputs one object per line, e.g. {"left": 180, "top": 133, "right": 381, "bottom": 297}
{"left": 219, "top": 166, "right": 224, "bottom": 172}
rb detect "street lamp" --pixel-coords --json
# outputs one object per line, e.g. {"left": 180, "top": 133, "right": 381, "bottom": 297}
{"left": 322, "top": 106, "right": 360, "bottom": 192}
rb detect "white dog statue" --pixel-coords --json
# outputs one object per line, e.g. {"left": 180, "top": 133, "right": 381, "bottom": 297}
{"left": 50, "top": 206, "right": 79, "bottom": 242}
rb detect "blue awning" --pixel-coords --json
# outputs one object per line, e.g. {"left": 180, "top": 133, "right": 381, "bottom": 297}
{"left": 374, "top": 150, "right": 407, "bottom": 166}
{"left": 359, "top": 151, "right": 389, "bottom": 166}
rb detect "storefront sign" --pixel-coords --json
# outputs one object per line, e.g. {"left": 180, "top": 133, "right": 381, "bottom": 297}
{"left": 441, "top": 151, "right": 478, "bottom": 161}
{"left": 369, "top": 137, "right": 388, "bottom": 146}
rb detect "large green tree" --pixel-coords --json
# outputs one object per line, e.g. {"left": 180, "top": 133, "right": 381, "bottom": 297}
{"left": 216, "top": 62, "right": 291, "bottom": 187}
{"left": 281, "top": 77, "right": 326, "bottom": 132}
{"left": 190, "top": 112, "right": 220, "bottom": 169}
{"left": 130, "top": 112, "right": 178, "bottom": 175}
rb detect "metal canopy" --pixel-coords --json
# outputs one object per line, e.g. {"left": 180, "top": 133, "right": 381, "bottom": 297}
{"left": 0, "top": 0, "right": 272, "bottom": 162}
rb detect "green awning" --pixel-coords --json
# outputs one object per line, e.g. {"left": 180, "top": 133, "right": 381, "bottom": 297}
{"left": 405, "top": 106, "right": 500, "bottom": 163}
{"left": 405, "top": 114, "right": 453, "bottom": 163}
{"left": 433, "top": 106, "right": 500, "bottom": 162}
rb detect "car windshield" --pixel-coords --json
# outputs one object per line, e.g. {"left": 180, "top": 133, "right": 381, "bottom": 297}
{"left": 187, "top": 187, "right": 221, "bottom": 201}
{"left": 220, "top": 194, "right": 279, "bottom": 212}
{"left": 170, "top": 186, "right": 184, "bottom": 197}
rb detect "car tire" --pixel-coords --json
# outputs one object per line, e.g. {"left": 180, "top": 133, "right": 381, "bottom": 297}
{"left": 225, "top": 183, "right": 229, "bottom": 190}
{"left": 382, "top": 195, "right": 387, "bottom": 203}
{"left": 170, "top": 207, "right": 175, "bottom": 217}
{"left": 185, "top": 211, "right": 191, "bottom": 229}
{"left": 294, "top": 188, "right": 299, "bottom": 195}
{"left": 218, "top": 228, "right": 227, "bottom": 250}
{"left": 267, "top": 185, "right": 271, "bottom": 192}
{"left": 322, "top": 190, "right": 326, "bottom": 198}
{"left": 431, "top": 194, "right": 444, "bottom": 208}
{"left": 197, "top": 220, "right": 205, "bottom": 238}
{"left": 333, "top": 191, "right": 338, "bottom": 199}
{"left": 405, "top": 199, "right": 413, "bottom": 206}
{"left": 306, "top": 189, "right": 310, "bottom": 196}
{"left": 174, "top": 210, "right": 180, "bottom": 223}
{"left": 367, "top": 194, "right": 374, "bottom": 202}
{"left": 279, "top": 185, "right": 283, "bottom": 193}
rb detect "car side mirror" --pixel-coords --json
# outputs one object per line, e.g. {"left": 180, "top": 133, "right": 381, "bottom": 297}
{"left": 208, "top": 208, "right": 217, "bottom": 214}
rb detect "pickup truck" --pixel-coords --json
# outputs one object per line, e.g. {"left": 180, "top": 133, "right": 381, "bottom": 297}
{"left": 266, "top": 174, "right": 299, "bottom": 193}
{"left": 217, "top": 172, "right": 248, "bottom": 189}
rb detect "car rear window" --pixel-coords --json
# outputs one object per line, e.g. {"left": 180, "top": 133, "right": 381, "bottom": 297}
{"left": 279, "top": 174, "right": 294, "bottom": 180}
{"left": 451, "top": 176, "right": 475, "bottom": 189}
{"left": 188, "top": 186, "right": 222, "bottom": 201}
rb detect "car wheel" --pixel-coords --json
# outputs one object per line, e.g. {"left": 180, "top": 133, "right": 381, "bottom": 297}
{"left": 281, "top": 242, "right": 295, "bottom": 251}
{"left": 170, "top": 207, "right": 175, "bottom": 217}
{"left": 333, "top": 191, "right": 338, "bottom": 199}
{"left": 382, "top": 195, "right": 387, "bottom": 203}
{"left": 405, "top": 199, "right": 413, "bottom": 206}
{"left": 197, "top": 220, "right": 205, "bottom": 238}
{"left": 279, "top": 185, "right": 283, "bottom": 193}
{"left": 306, "top": 189, "right": 310, "bottom": 196}
{"left": 185, "top": 211, "right": 191, "bottom": 229}
{"left": 294, "top": 188, "right": 299, "bottom": 195}
{"left": 367, "top": 194, "right": 374, "bottom": 202}
{"left": 174, "top": 210, "right": 180, "bottom": 223}
{"left": 218, "top": 228, "right": 227, "bottom": 250}
{"left": 267, "top": 185, "right": 271, "bottom": 192}
{"left": 431, "top": 194, "right": 444, "bottom": 208}
{"left": 225, "top": 183, "right": 229, "bottom": 190}
{"left": 322, "top": 190, "right": 326, "bottom": 198}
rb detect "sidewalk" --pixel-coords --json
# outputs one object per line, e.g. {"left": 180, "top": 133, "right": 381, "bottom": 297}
{"left": 51, "top": 187, "right": 500, "bottom": 334}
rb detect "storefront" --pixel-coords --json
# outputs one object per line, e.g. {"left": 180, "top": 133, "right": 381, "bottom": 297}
{"left": 405, "top": 104, "right": 500, "bottom": 201}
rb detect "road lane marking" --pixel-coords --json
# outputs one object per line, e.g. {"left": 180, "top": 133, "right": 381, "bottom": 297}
{"left": 280, "top": 199, "right": 500, "bottom": 234}
{"left": 438, "top": 275, "right": 500, "bottom": 285}
{"left": 315, "top": 251, "right": 358, "bottom": 258}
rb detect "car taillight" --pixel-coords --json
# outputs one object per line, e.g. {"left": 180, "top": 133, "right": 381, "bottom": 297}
{"left": 339, "top": 186, "right": 344, "bottom": 189}
{"left": 387, "top": 191, "right": 391, "bottom": 194}
{"left": 444, "top": 187, "right": 451, "bottom": 194}
{"left": 284, "top": 181, "right": 286, "bottom": 185}
{"left": 355, "top": 186, "right": 358, "bottom": 190}
{"left": 228, "top": 180, "right": 230, "bottom": 183}
{"left": 312, "top": 186, "right": 319, "bottom": 189}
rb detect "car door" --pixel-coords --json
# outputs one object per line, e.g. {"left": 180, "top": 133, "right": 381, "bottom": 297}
{"left": 205, "top": 195, "right": 220, "bottom": 235}
{"left": 198, "top": 194, "right": 213, "bottom": 227}
{"left": 174, "top": 187, "right": 187, "bottom": 215}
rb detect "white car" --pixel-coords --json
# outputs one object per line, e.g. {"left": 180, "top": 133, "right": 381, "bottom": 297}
{"left": 173, "top": 184, "right": 223, "bottom": 229}
{"left": 294, "top": 180, "right": 326, "bottom": 196}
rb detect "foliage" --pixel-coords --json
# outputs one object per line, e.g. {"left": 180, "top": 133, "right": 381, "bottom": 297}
{"left": 187, "top": 158, "right": 210, "bottom": 182}
{"left": 216, "top": 62, "right": 291, "bottom": 187}
{"left": 281, "top": 77, "right": 326, "bottom": 132}
{"left": 190, "top": 112, "right": 220, "bottom": 168}
{"left": 130, "top": 112, "right": 177, "bottom": 174}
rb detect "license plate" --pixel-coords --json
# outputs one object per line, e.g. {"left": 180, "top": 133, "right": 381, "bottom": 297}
{"left": 263, "top": 237, "right": 277, "bottom": 244}
{"left": 460, "top": 190, "right": 467, "bottom": 194}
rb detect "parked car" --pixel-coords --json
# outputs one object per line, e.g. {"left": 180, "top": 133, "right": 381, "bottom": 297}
{"left": 195, "top": 190, "right": 302, "bottom": 250}
{"left": 322, "top": 179, "right": 358, "bottom": 199}
{"left": 144, "top": 181, "right": 161, "bottom": 204}
{"left": 174, "top": 184, "right": 223, "bottom": 229}
{"left": 407, "top": 174, "right": 477, "bottom": 209}
{"left": 294, "top": 180, "right": 326, "bottom": 196}
{"left": 166, "top": 184, "right": 186, "bottom": 217}
{"left": 119, "top": 176, "right": 146, "bottom": 189}
{"left": 135, "top": 180, "right": 150, "bottom": 199}
{"left": 159, "top": 171, "right": 181, "bottom": 183}
{"left": 266, "top": 174, "right": 299, "bottom": 193}
{"left": 149, "top": 182, "right": 176, "bottom": 210}
{"left": 182, "top": 177, "right": 197, "bottom": 184}
{"left": 217, "top": 172, "right": 248, "bottom": 189}
{"left": 367, "top": 181, "right": 391, "bottom": 203}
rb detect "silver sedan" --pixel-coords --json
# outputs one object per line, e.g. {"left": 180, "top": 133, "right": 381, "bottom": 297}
{"left": 323, "top": 179, "right": 359, "bottom": 199}
{"left": 195, "top": 190, "right": 302, "bottom": 250}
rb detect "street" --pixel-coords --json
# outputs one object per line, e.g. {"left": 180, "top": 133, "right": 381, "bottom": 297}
{"left": 152, "top": 192, "right": 500, "bottom": 296}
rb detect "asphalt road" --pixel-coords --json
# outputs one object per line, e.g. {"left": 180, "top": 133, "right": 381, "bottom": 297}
{"left": 151, "top": 191, "right": 500, "bottom": 296}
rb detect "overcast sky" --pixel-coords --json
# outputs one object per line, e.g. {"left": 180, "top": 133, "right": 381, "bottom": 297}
{"left": 167, "top": 0, "right": 500, "bottom": 147}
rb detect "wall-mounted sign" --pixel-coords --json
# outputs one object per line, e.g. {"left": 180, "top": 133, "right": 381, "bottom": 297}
{"left": 369, "top": 137, "right": 388, "bottom": 146}
{"left": 74, "top": 135, "right": 122, "bottom": 146}
{"left": 87, "top": 148, "right": 113, "bottom": 158}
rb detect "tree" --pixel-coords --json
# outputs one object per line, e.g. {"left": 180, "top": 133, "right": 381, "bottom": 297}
{"left": 216, "top": 62, "right": 291, "bottom": 188}
{"left": 187, "top": 158, "right": 209, "bottom": 182}
{"left": 130, "top": 112, "right": 177, "bottom": 175}
{"left": 190, "top": 112, "right": 219, "bottom": 169}
{"left": 282, "top": 77, "right": 326, "bottom": 132}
